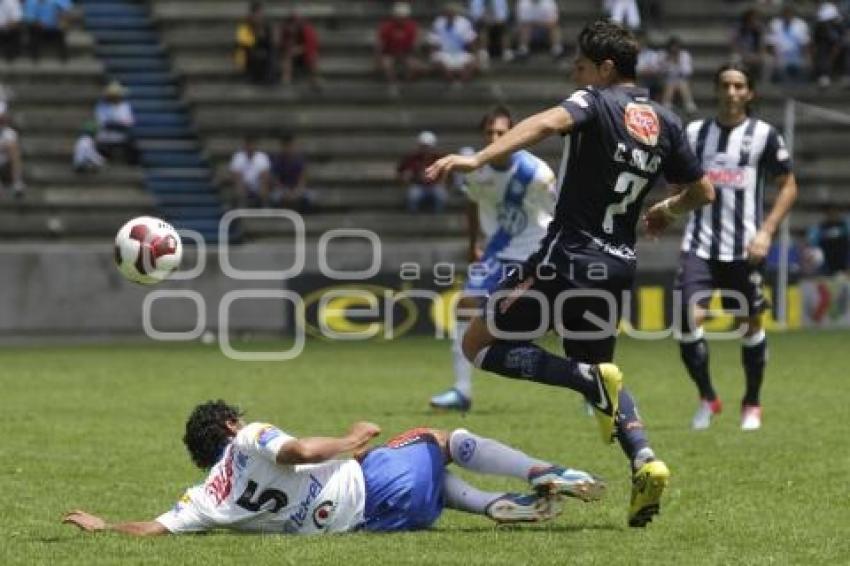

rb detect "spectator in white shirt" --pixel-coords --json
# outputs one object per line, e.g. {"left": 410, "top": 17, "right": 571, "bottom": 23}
{"left": 0, "top": 102, "right": 25, "bottom": 198}
{"left": 767, "top": 4, "right": 811, "bottom": 83}
{"left": 94, "top": 81, "right": 138, "bottom": 165}
{"left": 515, "top": 0, "right": 562, "bottom": 59}
{"left": 429, "top": 3, "right": 478, "bottom": 83}
{"left": 660, "top": 36, "right": 697, "bottom": 114}
{"left": 230, "top": 136, "right": 271, "bottom": 208}
{"left": 636, "top": 31, "right": 663, "bottom": 101}
{"left": 0, "top": 0, "right": 23, "bottom": 61}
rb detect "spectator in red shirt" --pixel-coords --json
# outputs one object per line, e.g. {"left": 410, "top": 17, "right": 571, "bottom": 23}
{"left": 398, "top": 131, "right": 447, "bottom": 213}
{"left": 280, "top": 12, "right": 321, "bottom": 90}
{"left": 376, "top": 2, "right": 424, "bottom": 94}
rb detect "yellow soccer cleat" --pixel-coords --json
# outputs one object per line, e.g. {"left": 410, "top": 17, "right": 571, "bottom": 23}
{"left": 628, "top": 460, "right": 670, "bottom": 527}
{"left": 590, "top": 363, "right": 623, "bottom": 444}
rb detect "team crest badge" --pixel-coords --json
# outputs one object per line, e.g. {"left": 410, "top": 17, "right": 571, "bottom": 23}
{"left": 312, "top": 501, "right": 335, "bottom": 529}
{"left": 624, "top": 103, "right": 660, "bottom": 146}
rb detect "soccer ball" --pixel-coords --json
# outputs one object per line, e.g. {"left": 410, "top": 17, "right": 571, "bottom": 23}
{"left": 114, "top": 216, "right": 182, "bottom": 285}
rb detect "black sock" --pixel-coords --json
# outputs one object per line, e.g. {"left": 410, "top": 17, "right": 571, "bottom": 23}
{"left": 679, "top": 337, "right": 716, "bottom": 401}
{"left": 742, "top": 334, "right": 767, "bottom": 406}
{"left": 479, "top": 341, "right": 599, "bottom": 400}
{"left": 615, "top": 387, "right": 650, "bottom": 464}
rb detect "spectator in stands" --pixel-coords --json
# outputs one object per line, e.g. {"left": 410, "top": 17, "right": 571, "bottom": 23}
{"left": 660, "top": 36, "right": 698, "bottom": 115}
{"left": 0, "top": 102, "right": 25, "bottom": 199}
{"left": 94, "top": 80, "right": 138, "bottom": 165}
{"left": 428, "top": 3, "right": 478, "bottom": 84}
{"left": 812, "top": 2, "right": 847, "bottom": 88}
{"left": 230, "top": 136, "right": 271, "bottom": 208}
{"left": 604, "top": 0, "right": 641, "bottom": 31}
{"left": 515, "top": 0, "right": 562, "bottom": 59}
{"left": 767, "top": 4, "right": 811, "bottom": 83}
{"left": 23, "top": 0, "right": 72, "bottom": 63}
{"left": 468, "top": 0, "right": 512, "bottom": 65}
{"left": 279, "top": 11, "right": 321, "bottom": 90}
{"left": 637, "top": 0, "right": 661, "bottom": 29}
{"left": 270, "top": 131, "right": 315, "bottom": 214}
{"left": 636, "top": 30, "right": 664, "bottom": 101}
{"left": 732, "top": 8, "right": 769, "bottom": 83}
{"left": 376, "top": 2, "right": 423, "bottom": 95}
{"left": 235, "top": 1, "right": 276, "bottom": 85}
{"left": 73, "top": 121, "right": 105, "bottom": 174}
{"left": 0, "top": 0, "right": 22, "bottom": 61}
{"left": 807, "top": 207, "right": 850, "bottom": 275}
{"left": 398, "top": 130, "right": 447, "bottom": 213}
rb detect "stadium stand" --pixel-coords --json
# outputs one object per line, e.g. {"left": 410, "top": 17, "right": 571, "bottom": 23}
{"left": 3, "top": 0, "right": 849, "bottom": 251}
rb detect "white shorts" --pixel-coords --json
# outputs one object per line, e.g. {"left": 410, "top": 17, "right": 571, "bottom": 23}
{"left": 432, "top": 50, "right": 474, "bottom": 71}
{"left": 516, "top": 0, "right": 558, "bottom": 25}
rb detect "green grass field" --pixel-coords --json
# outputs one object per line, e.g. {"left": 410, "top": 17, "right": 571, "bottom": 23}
{"left": 2, "top": 332, "right": 849, "bottom": 565}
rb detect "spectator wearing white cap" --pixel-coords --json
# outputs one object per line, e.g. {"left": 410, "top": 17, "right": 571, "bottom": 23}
{"left": 95, "top": 80, "right": 138, "bottom": 165}
{"left": 376, "top": 2, "right": 424, "bottom": 94}
{"left": 0, "top": 0, "right": 23, "bottom": 61}
{"left": 812, "top": 2, "right": 847, "bottom": 88}
{"left": 398, "top": 131, "right": 448, "bottom": 213}
{"left": 0, "top": 102, "right": 25, "bottom": 199}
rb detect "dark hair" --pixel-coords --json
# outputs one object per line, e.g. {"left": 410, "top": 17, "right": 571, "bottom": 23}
{"left": 183, "top": 400, "right": 244, "bottom": 469}
{"left": 714, "top": 61, "right": 756, "bottom": 91}
{"left": 577, "top": 20, "right": 638, "bottom": 80}
{"left": 479, "top": 104, "right": 513, "bottom": 131}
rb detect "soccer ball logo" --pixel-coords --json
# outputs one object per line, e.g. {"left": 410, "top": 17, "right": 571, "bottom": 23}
{"left": 114, "top": 216, "right": 183, "bottom": 285}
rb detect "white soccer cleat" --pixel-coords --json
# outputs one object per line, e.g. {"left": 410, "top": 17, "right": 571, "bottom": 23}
{"left": 691, "top": 398, "right": 722, "bottom": 430}
{"left": 741, "top": 405, "right": 762, "bottom": 431}
{"left": 485, "top": 493, "right": 564, "bottom": 524}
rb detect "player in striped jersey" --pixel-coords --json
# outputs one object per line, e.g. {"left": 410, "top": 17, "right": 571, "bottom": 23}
{"left": 672, "top": 63, "right": 798, "bottom": 431}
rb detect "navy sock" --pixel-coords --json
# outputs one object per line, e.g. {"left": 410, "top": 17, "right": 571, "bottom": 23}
{"left": 679, "top": 337, "right": 716, "bottom": 401}
{"left": 742, "top": 333, "right": 767, "bottom": 406}
{"left": 615, "top": 387, "right": 650, "bottom": 464}
{"left": 479, "top": 341, "right": 599, "bottom": 400}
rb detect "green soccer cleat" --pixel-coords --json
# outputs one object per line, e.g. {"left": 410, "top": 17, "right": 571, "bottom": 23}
{"left": 628, "top": 460, "right": 670, "bottom": 527}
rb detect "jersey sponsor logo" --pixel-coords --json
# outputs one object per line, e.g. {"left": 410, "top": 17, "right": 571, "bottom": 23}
{"left": 205, "top": 448, "right": 235, "bottom": 505}
{"left": 706, "top": 167, "right": 751, "bottom": 190}
{"left": 286, "top": 474, "right": 324, "bottom": 531}
{"left": 312, "top": 500, "right": 335, "bottom": 529}
{"left": 624, "top": 103, "right": 660, "bottom": 146}
{"left": 496, "top": 203, "right": 529, "bottom": 236}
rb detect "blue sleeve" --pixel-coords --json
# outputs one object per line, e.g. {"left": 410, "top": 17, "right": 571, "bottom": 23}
{"left": 560, "top": 88, "right": 599, "bottom": 132}
{"left": 761, "top": 127, "right": 793, "bottom": 177}
{"left": 663, "top": 119, "right": 704, "bottom": 184}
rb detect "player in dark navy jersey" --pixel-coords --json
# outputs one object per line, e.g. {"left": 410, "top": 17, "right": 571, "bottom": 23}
{"left": 426, "top": 20, "right": 715, "bottom": 527}
{"left": 670, "top": 63, "right": 797, "bottom": 432}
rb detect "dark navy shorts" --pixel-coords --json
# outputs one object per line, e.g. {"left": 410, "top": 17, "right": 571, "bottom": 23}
{"left": 674, "top": 253, "right": 768, "bottom": 324}
{"left": 487, "top": 243, "right": 636, "bottom": 364}
{"left": 360, "top": 429, "right": 445, "bottom": 532}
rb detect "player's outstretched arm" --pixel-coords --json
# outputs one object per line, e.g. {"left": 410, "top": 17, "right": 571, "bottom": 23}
{"left": 276, "top": 421, "right": 381, "bottom": 465}
{"left": 747, "top": 172, "right": 797, "bottom": 263}
{"left": 63, "top": 510, "right": 169, "bottom": 536}
{"left": 644, "top": 176, "right": 715, "bottom": 238}
{"left": 425, "top": 106, "right": 573, "bottom": 182}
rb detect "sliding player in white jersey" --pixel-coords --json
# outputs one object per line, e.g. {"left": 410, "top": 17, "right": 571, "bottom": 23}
{"left": 430, "top": 105, "right": 558, "bottom": 412}
{"left": 63, "top": 400, "right": 605, "bottom": 536}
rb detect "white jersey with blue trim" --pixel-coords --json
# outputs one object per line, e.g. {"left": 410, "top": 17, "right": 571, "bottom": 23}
{"left": 462, "top": 150, "right": 557, "bottom": 261}
{"left": 155, "top": 422, "right": 366, "bottom": 535}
